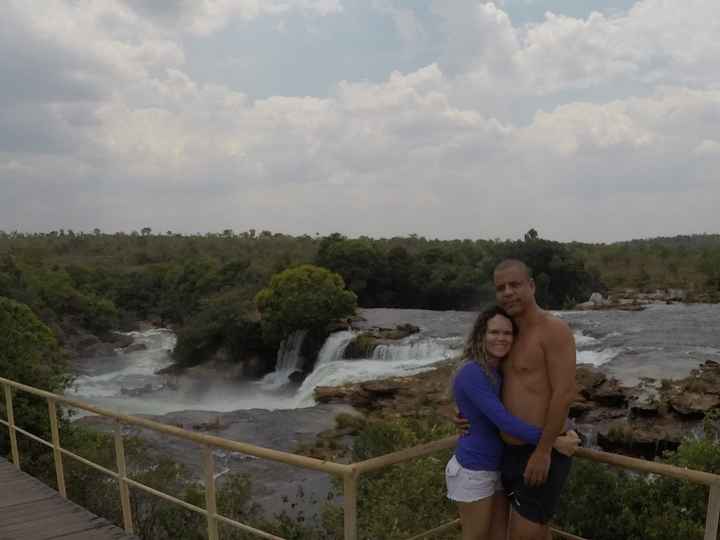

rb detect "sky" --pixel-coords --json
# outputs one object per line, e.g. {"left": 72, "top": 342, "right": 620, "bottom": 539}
{"left": 1, "top": 0, "right": 719, "bottom": 242}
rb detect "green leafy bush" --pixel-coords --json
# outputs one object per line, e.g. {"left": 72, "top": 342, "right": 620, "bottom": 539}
{"left": 255, "top": 265, "right": 357, "bottom": 344}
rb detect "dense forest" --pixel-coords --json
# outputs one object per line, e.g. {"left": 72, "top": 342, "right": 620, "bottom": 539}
{"left": 1, "top": 229, "right": 719, "bottom": 374}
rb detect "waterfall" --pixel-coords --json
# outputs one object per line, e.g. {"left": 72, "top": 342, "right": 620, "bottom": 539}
{"left": 258, "top": 329, "right": 308, "bottom": 390}
{"left": 314, "top": 330, "right": 356, "bottom": 368}
{"left": 292, "top": 334, "right": 463, "bottom": 407}
{"left": 371, "top": 336, "right": 459, "bottom": 361}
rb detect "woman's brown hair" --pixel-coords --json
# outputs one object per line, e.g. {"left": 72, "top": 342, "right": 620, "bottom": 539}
{"left": 459, "top": 305, "right": 518, "bottom": 384}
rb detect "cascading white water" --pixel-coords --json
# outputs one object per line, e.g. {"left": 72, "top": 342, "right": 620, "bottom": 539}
{"left": 314, "top": 330, "right": 356, "bottom": 368}
{"left": 371, "top": 337, "right": 459, "bottom": 361}
{"left": 292, "top": 334, "right": 464, "bottom": 407}
{"left": 258, "top": 329, "right": 308, "bottom": 390}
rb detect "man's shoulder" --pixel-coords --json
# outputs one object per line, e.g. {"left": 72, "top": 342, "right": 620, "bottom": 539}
{"left": 538, "top": 313, "right": 574, "bottom": 343}
{"left": 542, "top": 312, "right": 571, "bottom": 330}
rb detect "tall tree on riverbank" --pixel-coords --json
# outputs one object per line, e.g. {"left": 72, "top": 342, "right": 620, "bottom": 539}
{"left": 255, "top": 265, "right": 357, "bottom": 345}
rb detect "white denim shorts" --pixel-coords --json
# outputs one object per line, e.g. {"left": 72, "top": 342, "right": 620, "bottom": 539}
{"left": 445, "top": 455, "right": 502, "bottom": 503}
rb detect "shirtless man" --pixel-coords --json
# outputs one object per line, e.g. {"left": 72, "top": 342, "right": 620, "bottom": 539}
{"left": 493, "top": 259, "right": 577, "bottom": 540}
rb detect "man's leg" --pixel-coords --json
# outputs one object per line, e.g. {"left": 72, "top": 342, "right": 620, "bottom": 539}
{"left": 488, "top": 493, "right": 509, "bottom": 540}
{"left": 508, "top": 508, "right": 547, "bottom": 540}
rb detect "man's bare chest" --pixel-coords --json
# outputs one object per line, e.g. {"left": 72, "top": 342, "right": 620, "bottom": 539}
{"left": 507, "top": 337, "right": 545, "bottom": 375}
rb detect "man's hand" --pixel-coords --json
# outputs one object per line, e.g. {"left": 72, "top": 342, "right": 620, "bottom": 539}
{"left": 452, "top": 409, "right": 470, "bottom": 435}
{"left": 553, "top": 430, "right": 580, "bottom": 457}
{"left": 523, "top": 448, "right": 551, "bottom": 486}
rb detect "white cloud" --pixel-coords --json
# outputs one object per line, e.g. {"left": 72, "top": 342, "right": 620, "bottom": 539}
{"left": 1, "top": 0, "right": 719, "bottom": 241}
{"left": 119, "top": 0, "right": 342, "bottom": 35}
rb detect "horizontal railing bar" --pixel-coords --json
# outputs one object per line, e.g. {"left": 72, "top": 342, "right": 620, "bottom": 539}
{"left": 125, "top": 477, "right": 209, "bottom": 516}
{"left": 352, "top": 436, "right": 458, "bottom": 474}
{"left": 575, "top": 447, "right": 720, "bottom": 487}
{"left": 7, "top": 423, "right": 54, "bottom": 450}
{"left": 352, "top": 435, "right": 720, "bottom": 486}
{"left": 551, "top": 528, "right": 589, "bottom": 540}
{"left": 0, "top": 376, "right": 350, "bottom": 477}
{"left": 125, "top": 476, "right": 286, "bottom": 539}
{"left": 403, "top": 519, "right": 459, "bottom": 540}
{"left": 59, "top": 447, "right": 119, "bottom": 479}
{"left": 215, "top": 513, "right": 286, "bottom": 540}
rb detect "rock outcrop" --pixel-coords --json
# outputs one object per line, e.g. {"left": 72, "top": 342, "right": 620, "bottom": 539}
{"left": 315, "top": 359, "right": 720, "bottom": 459}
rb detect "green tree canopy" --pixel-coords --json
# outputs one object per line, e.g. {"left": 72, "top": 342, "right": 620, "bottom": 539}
{"left": 255, "top": 264, "right": 357, "bottom": 344}
{"left": 0, "top": 296, "right": 69, "bottom": 455}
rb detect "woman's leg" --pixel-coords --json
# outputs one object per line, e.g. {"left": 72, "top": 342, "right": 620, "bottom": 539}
{"left": 458, "top": 497, "right": 494, "bottom": 540}
{"left": 489, "top": 493, "right": 509, "bottom": 540}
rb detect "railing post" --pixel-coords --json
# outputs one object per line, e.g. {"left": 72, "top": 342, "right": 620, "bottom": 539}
{"left": 3, "top": 384, "right": 20, "bottom": 468}
{"left": 47, "top": 398, "right": 67, "bottom": 497}
{"left": 114, "top": 421, "right": 134, "bottom": 534}
{"left": 204, "top": 445, "right": 219, "bottom": 540}
{"left": 343, "top": 471, "right": 358, "bottom": 540}
{"left": 705, "top": 484, "right": 720, "bottom": 540}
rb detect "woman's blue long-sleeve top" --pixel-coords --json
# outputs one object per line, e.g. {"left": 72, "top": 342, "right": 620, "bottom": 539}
{"left": 453, "top": 361, "right": 542, "bottom": 471}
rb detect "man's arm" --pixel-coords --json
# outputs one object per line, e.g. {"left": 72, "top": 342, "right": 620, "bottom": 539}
{"left": 524, "top": 318, "right": 577, "bottom": 486}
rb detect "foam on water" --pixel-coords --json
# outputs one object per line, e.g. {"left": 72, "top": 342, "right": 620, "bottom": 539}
{"left": 577, "top": 348, "right": 622, "bottom": 367}
{"left": 574, "top": 331, "right": 599, "bottom": 347}
{"left": 371, "top": 336, "right": 461, "bottom": 361}
{"left": 67, "top": 328, "right": 176, "bottom": 400}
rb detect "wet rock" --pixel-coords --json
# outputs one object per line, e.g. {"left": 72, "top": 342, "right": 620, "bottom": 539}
{"left": 630, "top": 399, "right": 660, "bottom": 417}
{"left": 669, "top": 393, "right": 720, "bottom": 418}
{"left": 344, "top": 324, "right": 421, "bottom": 358}
{"left": 576, "top": 365, "right": 607, "bottom": 398}
{"left": 591, "top": 380, "right": 628, "bottom": 407}
{"left": 121, "top": 383, "right": 154, "bottom": 397}
{"left": 315, "top": 387, "right": 353, "bottom": 404}
{"left": 77, "top": 341, "right": 117, "bottom": 358}
{"left": 596, "top": 419, "right": 685, "bottom": 459}
{"left": 569, "top": 398, "right": 595, "bottom": 418}
{"left": 124, "top": 343, "right": 148, "bottom": 353}
{"left": 107, "top": 333, "right": 134, "bottom": 348}
{"left": 75, "top": 334, "right": 101, "bottom": 350}
{"left": 288, "top": 371, "right": 307, "bottom": 384}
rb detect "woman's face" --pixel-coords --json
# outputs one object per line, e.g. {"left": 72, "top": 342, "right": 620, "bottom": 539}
{"left": 484, "top": 314, "right": 514, "bottom": 360}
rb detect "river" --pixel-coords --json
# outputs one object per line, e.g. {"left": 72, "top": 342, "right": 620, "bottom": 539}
{"left": 65, "top": 303, "right": 720, "bottom": 516}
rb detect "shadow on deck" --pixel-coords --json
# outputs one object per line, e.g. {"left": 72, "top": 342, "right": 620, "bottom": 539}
{"left": 0, "top": 457, "right": 138, "bottom": 540}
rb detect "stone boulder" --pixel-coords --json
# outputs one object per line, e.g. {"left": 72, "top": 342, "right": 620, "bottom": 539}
{"left": 596, "top": 419, "right": 685, "bottom": 459}
{"left": 592, "top": 380, "right": 629, "bottom": 407}
{"left": 575, "top": 365, "right": 607, "bottom": 399}
{"left": 77, "top": 341, "right": 117, "bottom": 358}
{"left": 124, "top": 343, "right": 148, "bottom": 353}
{"left": 669, "top": 393, "right": 720, "bottom": 418}
{"left": 107, "top": 333, "right": 134, "bottom": 348}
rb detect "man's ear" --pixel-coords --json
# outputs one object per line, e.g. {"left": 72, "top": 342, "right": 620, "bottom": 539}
{"left": 529, "top": 278, "right": 536, "bottom": 293}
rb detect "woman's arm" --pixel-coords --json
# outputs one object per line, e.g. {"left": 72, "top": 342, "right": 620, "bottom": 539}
{"left": 457, "top": 365, "right": 542, "bottom": 444}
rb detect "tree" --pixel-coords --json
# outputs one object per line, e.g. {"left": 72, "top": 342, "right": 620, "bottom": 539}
{"left": 255, "top": 265, "right": 357, "bottom": 344}
{"left": 0, "top": 296, "right": 69, "bottom": 458}
{"left": 141, "top": 227, "right": 152, "bottom": 236}
{"left": 524, "top": 228, "right": 539, "bottom": 242}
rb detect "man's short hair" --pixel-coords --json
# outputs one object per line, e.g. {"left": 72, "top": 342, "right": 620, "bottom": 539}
{"left": 494, "top": 259, "right": 532, "bottom": 279}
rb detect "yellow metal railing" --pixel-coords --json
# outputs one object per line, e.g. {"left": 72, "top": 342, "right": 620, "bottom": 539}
{"left": 2, "top": 375, "right": 720, "bottom": 540}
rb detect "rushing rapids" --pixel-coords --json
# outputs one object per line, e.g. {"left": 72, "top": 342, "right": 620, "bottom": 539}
{"left": 67, "top": 305, "right": 720, "bottom": 415}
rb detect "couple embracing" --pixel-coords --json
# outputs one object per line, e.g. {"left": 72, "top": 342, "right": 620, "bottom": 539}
{"left": 447, "top": 259, "right": 579, "bottom": 540}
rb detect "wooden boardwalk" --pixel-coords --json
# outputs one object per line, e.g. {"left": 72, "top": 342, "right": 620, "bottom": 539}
{"left": 0, "top": 458, "right": 138, "bottom": 540}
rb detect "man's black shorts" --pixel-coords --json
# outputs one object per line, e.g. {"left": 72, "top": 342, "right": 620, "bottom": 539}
{"left": 501, "top": 444, "right": 572, "bottom": 525}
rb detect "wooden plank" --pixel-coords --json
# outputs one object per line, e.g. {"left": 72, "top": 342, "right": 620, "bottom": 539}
{"left": 0, "top": 457, "right": 138, "bottom": 540}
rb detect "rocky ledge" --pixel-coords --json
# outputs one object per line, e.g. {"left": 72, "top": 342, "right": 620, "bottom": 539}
{"left": 314, "top": 360, "right": 720, "bottom": 460}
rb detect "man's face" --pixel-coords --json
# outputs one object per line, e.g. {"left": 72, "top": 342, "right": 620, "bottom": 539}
{"left": 494, "top": 266, "right": 536, "bottom": 316}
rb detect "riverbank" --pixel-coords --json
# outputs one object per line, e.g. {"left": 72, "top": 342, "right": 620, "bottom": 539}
{"left": 309, "top": 358, "right": 720, "bottom": 461}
